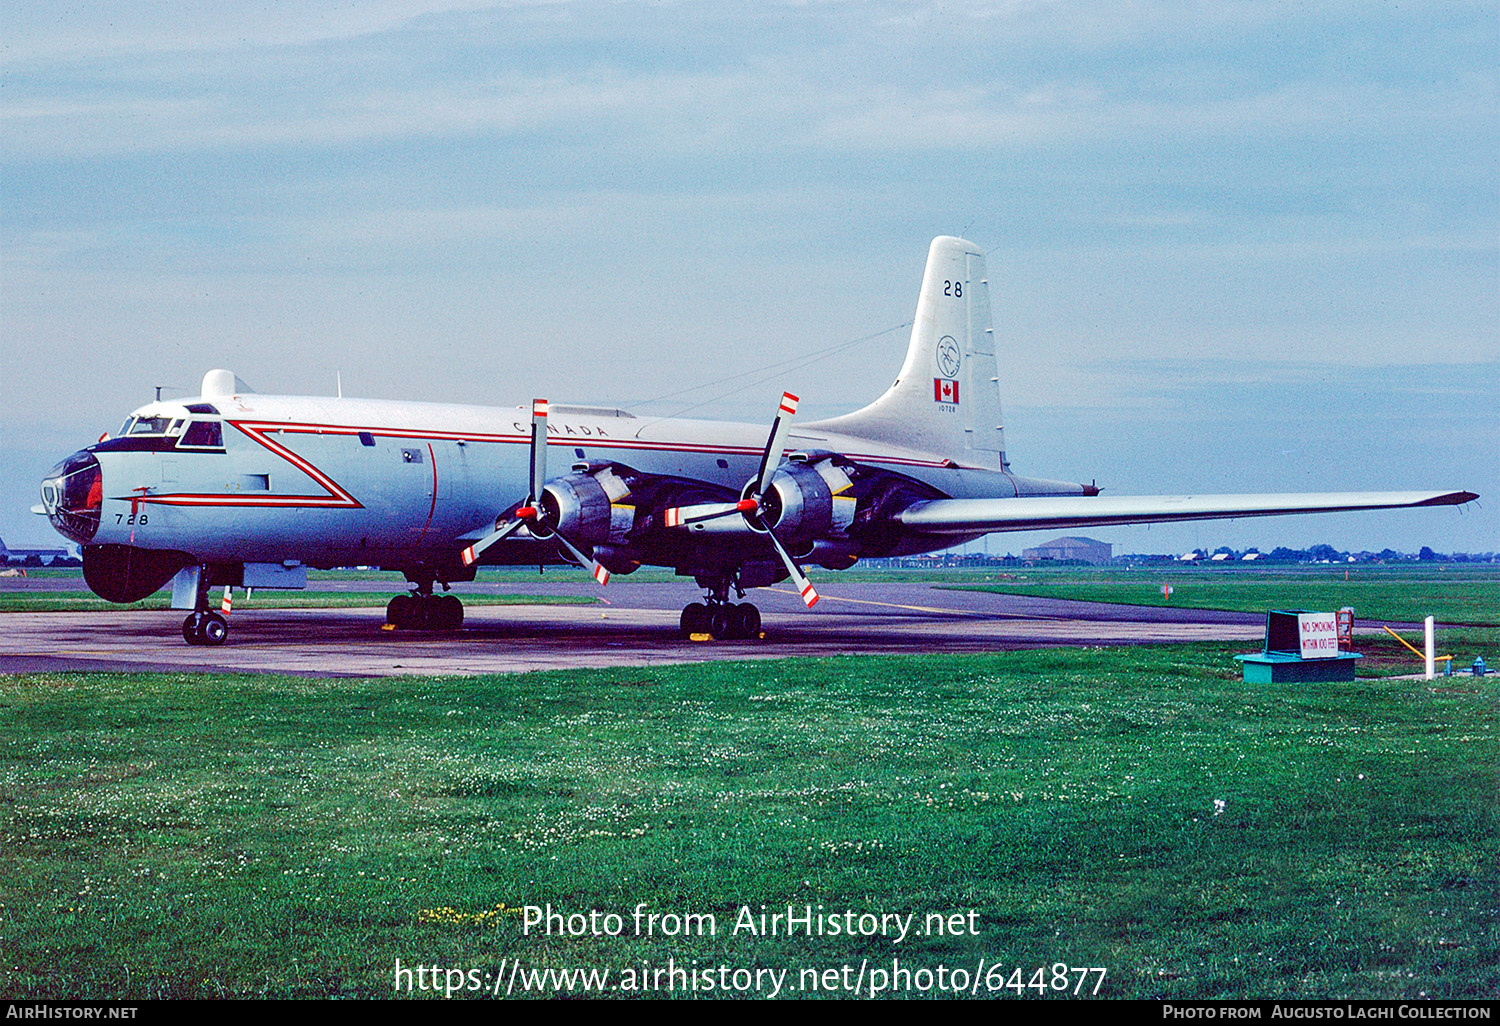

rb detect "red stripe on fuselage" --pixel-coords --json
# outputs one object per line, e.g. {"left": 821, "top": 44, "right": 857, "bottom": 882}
{"left": 135, "top": 420, "right": 363, "bottom": 509}
{"left": 210, "top": 419, "right": 952, "bottom": 468}
{"left": 128, "top": 416, "right": 955, "bottom": 510}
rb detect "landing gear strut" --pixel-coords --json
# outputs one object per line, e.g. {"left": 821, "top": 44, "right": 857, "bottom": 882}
{"left": 386, "top": 571, "right": 464, "bottom": 631}
{"left": 182, "top": 563, "right": 228, "bottom": 646}
{"left": 680, "top": 575, "right": 761, "bottom": 641}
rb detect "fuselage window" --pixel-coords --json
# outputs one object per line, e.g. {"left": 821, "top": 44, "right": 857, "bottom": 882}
{"left": 179, "top": 420, "right": 223, "bottom": 448}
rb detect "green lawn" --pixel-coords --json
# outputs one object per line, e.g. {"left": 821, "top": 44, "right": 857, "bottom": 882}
{"left": 945, "top": 565, "right": 1500, "bottom": 625}
{"left": 3, "top": 646, "right": 1495, "bottom": 1000}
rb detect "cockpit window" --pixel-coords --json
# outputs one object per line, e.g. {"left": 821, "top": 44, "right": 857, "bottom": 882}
{"left": 126, "top": 416, "right": 175, "bottom": 435}
{"left": 179, "top": 420, "right": 223, "bottom": 448}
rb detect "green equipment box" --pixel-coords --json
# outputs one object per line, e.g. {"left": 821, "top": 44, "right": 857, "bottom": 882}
{"left": 1235, "top": 610, "right": 1362, "bottom": 683}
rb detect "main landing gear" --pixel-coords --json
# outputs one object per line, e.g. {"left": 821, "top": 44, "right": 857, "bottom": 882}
{"left": 386, "top": 571, "right": 464, "bottom": 632}
{"left": 387, "top": 592, "right": 464, "bottom": 631}
{"left": 679, "top": 576, "right": 761, "bottom": 641}
{"left": 182, "top": 563, "right": 228, "bottom": 646}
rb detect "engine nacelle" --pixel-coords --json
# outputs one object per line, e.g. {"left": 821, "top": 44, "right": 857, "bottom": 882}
{"left": 538, "top": 464, "right": 636, "bottom": 546}
{"left": 591, "top": 543, "right": 642, "bottom": 576}
{"left": 758, "top": 454, "right": 857, "bottom": 545}
{"left": 802, "top": 539, "right": 860, "bottom": 570}
{"left": 656, "top": 453, "right": 943, "bottom": 566}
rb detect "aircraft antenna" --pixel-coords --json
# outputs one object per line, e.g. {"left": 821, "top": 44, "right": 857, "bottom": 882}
{"left": 627, "top": 320, "right": 911, "bottom": 422}
{"left": 337, "top": 372, "right": 343, "bottom": 399}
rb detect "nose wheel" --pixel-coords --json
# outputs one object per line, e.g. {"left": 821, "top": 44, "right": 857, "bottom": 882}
{"left": 182, "top": 610, "right": 228, "bottom": 646}
{"left": 180, "top": 563, "right": 230, "bottom": 646}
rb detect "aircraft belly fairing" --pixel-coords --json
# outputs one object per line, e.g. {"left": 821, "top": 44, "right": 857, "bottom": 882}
{"left": 39, "top": 235, "right": 1476, "bottom": 645}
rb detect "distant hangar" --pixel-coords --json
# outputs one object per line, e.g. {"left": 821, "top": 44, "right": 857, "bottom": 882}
{"left": 1022, "top": 536, "right": 1112, "bottom": 564}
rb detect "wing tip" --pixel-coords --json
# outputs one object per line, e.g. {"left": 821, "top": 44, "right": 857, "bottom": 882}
{"left": 1420, "top": 490, "right": 1479, "bottom": 507}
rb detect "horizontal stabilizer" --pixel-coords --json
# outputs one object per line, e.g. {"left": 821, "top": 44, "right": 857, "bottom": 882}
{"left": 896, "top": 490, "right": 1479, "bottom": 536}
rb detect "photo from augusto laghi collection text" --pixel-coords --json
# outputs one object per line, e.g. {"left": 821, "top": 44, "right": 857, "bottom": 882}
{"left": 394, "top": 902, "right": 1108, "bottom": 998}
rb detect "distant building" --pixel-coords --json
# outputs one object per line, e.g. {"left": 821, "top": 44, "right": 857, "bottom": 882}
{"left": 1022, "top": 536, "right": 1112, "bottom": 564}
{"left": 0, "top": 537, "right": 73, "bottom": 566}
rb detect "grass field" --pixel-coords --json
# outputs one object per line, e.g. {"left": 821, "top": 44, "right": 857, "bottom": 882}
{"left": 941, "top": 565, "right": 1500, "bottom": 679}
{"left": 2, "top": 646, "right": 1495, "bottom": 1000}
{"left": 944, "top": 565, "right": 1500, "bottom": 626}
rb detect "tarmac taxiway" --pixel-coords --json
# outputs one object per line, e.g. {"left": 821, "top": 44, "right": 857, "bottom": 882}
{"left": 0, "top": 580, "right": 1271, "bottom": 677}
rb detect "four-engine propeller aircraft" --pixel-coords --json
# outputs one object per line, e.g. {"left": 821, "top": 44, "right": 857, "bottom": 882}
{"left": 37, "top": 236, "right": 1477, "bottom": 645}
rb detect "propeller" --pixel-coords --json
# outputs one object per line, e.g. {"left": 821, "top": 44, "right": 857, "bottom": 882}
{"left": 662, "top": 391, "right": 819, "bottom": 607}
{"left": 460, "top": 399, "right": 610, "bottom": 585}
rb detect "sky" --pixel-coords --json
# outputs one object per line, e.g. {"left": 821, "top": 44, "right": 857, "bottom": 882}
{"left": 2, "top": 0, "right": 1496, "bottom": 558}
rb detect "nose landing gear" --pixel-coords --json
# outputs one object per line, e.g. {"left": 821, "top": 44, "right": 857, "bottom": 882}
{"left": 181, "top": 563, "right": 229, "bottom": 646}
{"left": 182, "top": 609, "right": 228, "bottom": 646}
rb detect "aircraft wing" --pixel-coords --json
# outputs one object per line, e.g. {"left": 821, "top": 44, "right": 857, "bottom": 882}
{"left": 896, "top": 490, "right": 1479, "bottom": 536}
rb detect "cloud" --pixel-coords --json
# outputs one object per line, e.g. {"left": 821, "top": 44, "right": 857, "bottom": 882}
{"left": 1, "top": 1, "right": 510, "bottom": 61}
{"left": 2, "top": 0, "right": 1494, "bottom": 553}
{"left": 8, "top": 2, "right": 1492, "bottom": 161}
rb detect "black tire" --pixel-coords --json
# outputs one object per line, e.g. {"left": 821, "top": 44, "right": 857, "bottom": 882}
{"left": 680, "top": 602, "right": 708, "bottom": 636}
{"left": 200, "top": 612, "right": 228, "bottom": 646}
{"left": 722, "top": 603, "right": 747, "bottom": 639}
{"left": 388, "top": 594, "right": 418, "bottom": 630}
{"left": 737, "top": 602, "right": 761, "bottom": 639}
{"left": 708, "top": 605, "right": 734, "bottom": 640}
{"left": 439, "top": 595, "right": 464, "bottom": 631}
{"left": 182, "top": 613, "right": 204, "bottom": 645}
{"left": 408, "top": 597, "right": 430, "bottom": 631}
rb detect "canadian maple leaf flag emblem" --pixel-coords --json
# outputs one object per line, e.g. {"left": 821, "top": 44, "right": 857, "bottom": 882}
{"left": 933, "top": 378, "right": 959, "bottom": 404}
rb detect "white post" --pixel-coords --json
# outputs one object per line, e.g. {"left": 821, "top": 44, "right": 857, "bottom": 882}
{"left": 1424, "top": 616, "right": 1435, "bottom": 680}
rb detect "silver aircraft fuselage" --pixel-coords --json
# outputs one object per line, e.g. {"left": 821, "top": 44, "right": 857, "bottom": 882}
{"left": 70, "top": 391, "right": 1021, "bottom": 570}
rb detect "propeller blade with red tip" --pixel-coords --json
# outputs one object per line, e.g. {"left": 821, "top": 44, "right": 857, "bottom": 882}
{"left": 459, "top": 514, "right": 529, "bottom": 566}
{"left": 553, "top": 531, "right": 611, "bottom": 586}
{"left": 755, "top": 391, "right": 799, "bottom": 497}
{"left": 662, "top": 497, "right": 758, "bottom": 529}
{"left": 765, "top": 528, "right": 819, "bottom": 607}
{"left": 527, "top": 398, "right": 549, "bottom": 501}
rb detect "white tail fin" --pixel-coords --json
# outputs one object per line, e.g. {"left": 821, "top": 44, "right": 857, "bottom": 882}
{"left": 806, "top": 236, "right": 1006, "bottom": 469}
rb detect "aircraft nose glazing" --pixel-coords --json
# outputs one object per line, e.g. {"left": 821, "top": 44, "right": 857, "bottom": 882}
{"left": 42, "top": 450, "right": 103, "bottom": 544}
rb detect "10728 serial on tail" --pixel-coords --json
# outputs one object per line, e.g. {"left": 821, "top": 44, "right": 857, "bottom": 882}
{"left": 37, "top": 237, "right": 1477, "bottom": 646}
